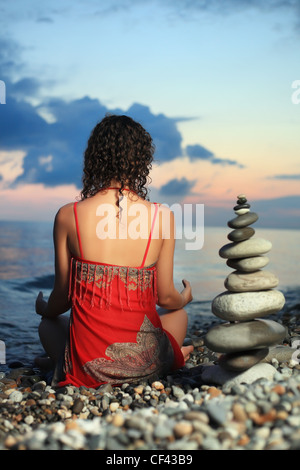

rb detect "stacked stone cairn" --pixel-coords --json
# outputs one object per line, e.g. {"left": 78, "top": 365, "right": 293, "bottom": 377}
{"left": 204, "top": 195, "right": 286, "bottom": 381}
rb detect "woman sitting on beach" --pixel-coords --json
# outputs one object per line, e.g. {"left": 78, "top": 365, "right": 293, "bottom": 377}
{"left": 35, "top": 114, "right": 194, "bottom": 388}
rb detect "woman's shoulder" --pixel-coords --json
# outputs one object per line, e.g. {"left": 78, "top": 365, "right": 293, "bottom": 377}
{"left": 56, "top": 201, "right": 75, "bottom": 215}
{"left": 54, "top": 202, "right": 76, "bottom": 226}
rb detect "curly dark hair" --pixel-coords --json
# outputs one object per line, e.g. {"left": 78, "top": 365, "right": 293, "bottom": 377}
{"left": 80, "top": 114, "right": 155, "bottom": 200}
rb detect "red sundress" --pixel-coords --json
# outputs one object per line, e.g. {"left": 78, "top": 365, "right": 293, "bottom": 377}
{"left": 58, "top": 201, "right": 184, "bottom": 388}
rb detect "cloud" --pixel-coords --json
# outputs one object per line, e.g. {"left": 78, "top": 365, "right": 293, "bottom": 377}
{"left": 159, "top": 177, "right": 196, "bottom": 197}
{"left": 210, "top": 157, "right": 245, "bottom": 168}
{"left": 124, "top": 103, "right": 184, "bottom": 162}
{"left": 0, "top": 150, "right": 26, "bottom": 185}
{"left": 64, "top": 0, "right": 300, "bottom": 18}
{"left": 185, "top": 144, "right": 245, "bottom": 168}
{"left": 0, "top": 82, "right": 244, "bottom": 189}
{"left": 0, "top": 95, "right": 50, "bottom": 150}
{"left": 0, "top": 38, "right": 22, "bottom": 77}
{"left": 0, "top": 35, "right": 244, "bottom": 192}
{"left": 0, "top": 34, "right": 191, "bottom": 187}
{"left": 2, "top": 0, "right": 300, "bottom": 34}
{"left": 163, "top": 0, "right": 300, "bottom": 15}
{"left": 0, "top": 34, "right": 187, "bottom": 187}
{"left": 0, "top": 83, "right": 186, "bottom": 189}
{"left": 11, "top": 96, "right": 115, "bottom": 188}
{"left": 160, "top": 0, "right": 300, "bottom": 34}
{"left": 268, "top": 174, "right": 300, "bottom": 180}
{"left": 0, "top": 90, "right": 186, "bottom": 188}
{"left": 9, "top": 77, "right": 41, "bottom": 99}
{"left": 185, "top": 144, "right": 214, "bottom": 160}
{"left": 36, "top": 17, "right": 54, "bottom": 23}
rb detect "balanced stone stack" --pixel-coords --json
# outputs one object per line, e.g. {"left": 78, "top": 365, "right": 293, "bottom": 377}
{"left": 204, "top": 195, "right": 286, "bottom": 379}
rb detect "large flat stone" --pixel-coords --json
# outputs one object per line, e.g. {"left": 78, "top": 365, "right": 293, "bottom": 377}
{"left": 204, "top": 318, "right": 286, "bottom": 353}
{"left": 227, "top": 212, "right": 258, "bottom": 229}
{"left": 224, "top": 270, "right": 279, "bottom": 292}
{"left": 226, "top": 256, "right": 270, "bottom": 272}
{"left": 219, "top": 238, "right": 272, "bottom": 259}
{"left": 218, "top": 348, "right": 269, "bottom": 371}
{"left": 200, "top": 362, "right": 277, "bottom": 386}
{"left": 212, "top": 290, "right": 285, "bottom": 321}
{"left": 263, "top": 345, "right": 297, "bottom": 364}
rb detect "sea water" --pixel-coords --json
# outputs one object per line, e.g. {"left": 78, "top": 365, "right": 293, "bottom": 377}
{"left": 0, "top": 220, "right": 299, "bottom": 368}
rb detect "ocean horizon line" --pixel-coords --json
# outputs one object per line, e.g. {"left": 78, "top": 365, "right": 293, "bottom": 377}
{"left": 0, "top": 218, "right": 299, "bottom": 232}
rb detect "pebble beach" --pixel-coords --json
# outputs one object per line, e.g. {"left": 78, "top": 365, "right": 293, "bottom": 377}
{"left": 0, "top": 290, "right": 299, "bottom": 452}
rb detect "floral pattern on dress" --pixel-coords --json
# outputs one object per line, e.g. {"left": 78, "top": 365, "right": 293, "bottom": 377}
{"left": 81, "top": 315, "right": 174, "bottom": 384}
{"left": 74, "top": 260, "right": 155, "bottom": 291}
{"left": 69, "top": 258, "right": 157, "bottom": 309}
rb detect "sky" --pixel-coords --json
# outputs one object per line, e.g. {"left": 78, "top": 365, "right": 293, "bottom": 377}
{"left": 0, "top": 0, "right": 299, "bottom": 228}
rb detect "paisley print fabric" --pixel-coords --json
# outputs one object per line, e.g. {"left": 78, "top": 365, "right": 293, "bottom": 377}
{"left": 82, "top": 316, "right": 174, "bottom": 384}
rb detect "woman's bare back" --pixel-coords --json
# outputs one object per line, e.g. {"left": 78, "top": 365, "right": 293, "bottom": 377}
{"left": 65, "top": 188, "right": 164, "bottom": 268}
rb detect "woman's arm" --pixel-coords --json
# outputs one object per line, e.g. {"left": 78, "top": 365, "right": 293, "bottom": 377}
{"left": 36, "top": 205, "right": 72, "bottom": 317}
{"left": 155, "top": 208, "right": 192, "bottom": 309}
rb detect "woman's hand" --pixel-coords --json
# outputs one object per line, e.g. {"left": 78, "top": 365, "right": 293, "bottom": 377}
{"left": 180, "top": 279, "right": 193, "bottom": 307}
{"left": 35, "top": 291, "right": 48, "bottom": 316}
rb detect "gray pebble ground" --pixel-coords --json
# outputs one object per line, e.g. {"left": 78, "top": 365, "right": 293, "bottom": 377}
{"left": 0, "top": 299, "right": 300, "bottom": 451}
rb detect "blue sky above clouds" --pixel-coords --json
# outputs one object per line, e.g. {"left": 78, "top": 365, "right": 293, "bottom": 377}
{"left": 0, "top": 0, "right": 299, "bottom": 227}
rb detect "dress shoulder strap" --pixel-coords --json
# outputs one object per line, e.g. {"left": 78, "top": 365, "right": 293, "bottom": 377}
{"left": 140, "top": 202, "right": 159, "bottom": 268}
{"left": 73, "top": 202, "right": 84, "bottom": 259}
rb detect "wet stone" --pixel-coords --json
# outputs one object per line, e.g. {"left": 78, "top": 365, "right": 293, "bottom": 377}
{"left": 219, "top": 238, "right": 272, "bottom": 259}
{"left": 234, "top": 203, "right": 250, "bottom": 211}
{"left": 6, "top": 368, "right": 35, "bottom": 380}
{"left": 212, "top": 290, "right": 285, "bottom": 322}
{"left": 19, "top": 375, "right": 41, "bottom": 388}
{"left": 224, "top": 270, "right": 279, "bottom": 292}
{"left": 219, "top": 348, "right": 269, "bottom": 371}
{"left": 234, "top": 208, "right": 250, "bottom": 215}
{"left": 32, "top": 381, "right": 47, "bottom": 392}
{"left": 234, "top": 203, "right": 251, "bottom": 215}
{"left": 204, "top": 319, "right": 286, "bottom": 353}
{"left": 97, "top": 384, "right": 114, "bottom": 394}
{"left": 264, "top": 345, "right": 297, "bottom": 364}
{"left": 226, "top": 256, "right": 270, "bottom": 273}
{"left": 201, "top": 363, "right": 277, "bottom": 387}
{"left": 8, "top": 390, "right": 23, "bottom": 403}
{"left": 227, "top": 227, "right": 255, "bottom": 242}
{"left": 228, "top": 212, "right": 258, "bottom": 229}
{"left": 72, "top": 398, "right": 84, "bottom": 414}
{"left": 236, "top": 195, "right": 247, "bottom": 204}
